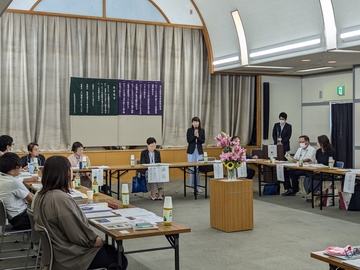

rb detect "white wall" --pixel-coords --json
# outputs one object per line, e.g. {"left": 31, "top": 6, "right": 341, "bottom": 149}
{"left": 261, "top": 76, "right": 302, "bottom": 154}
{"left": 264, "top": 71, "right": 357, "bottom": 166}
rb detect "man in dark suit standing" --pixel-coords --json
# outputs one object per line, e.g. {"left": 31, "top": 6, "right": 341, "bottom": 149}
{"left": 272, "top": 112, "right": 292, "bottom": 157}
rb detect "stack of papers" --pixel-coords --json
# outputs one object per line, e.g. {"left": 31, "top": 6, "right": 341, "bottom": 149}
{"left": 343, "top": 259, "right": 360, "bottom": 267}
{"left": 113, "top": 207, "right": 163, "bottom": 224}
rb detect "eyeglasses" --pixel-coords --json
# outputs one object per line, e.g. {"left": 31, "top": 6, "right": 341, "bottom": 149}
{"left": 345, "top": 247, "right": 360, "bottom": 258}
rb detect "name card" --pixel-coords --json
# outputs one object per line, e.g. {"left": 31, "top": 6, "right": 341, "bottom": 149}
{"left": 213, "top": 163, "right": 224, "bottom": 179}
{"left": 148, "top": 165, "right": 169, "bottom": 183}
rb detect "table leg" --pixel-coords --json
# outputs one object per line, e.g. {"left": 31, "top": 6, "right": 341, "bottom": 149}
{"left": 194, "top": 166, "right": 198, "bottom": 200}
{"left": 257, "top": 163, "right": 262, "bottom": 196}
{"left": 183, "top": 168, "right": 186, "bottom": 197}
{"left": 205, "top": 172, "right": 208, "bottom": 199}
{"left": 116, "top": 239, "right": 124, "bottom": 269}
{"left": 165, "top": 234, "right": 180, "bottom": 270}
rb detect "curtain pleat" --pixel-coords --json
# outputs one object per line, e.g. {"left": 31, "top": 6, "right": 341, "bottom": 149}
{"left": 0, "top": 13, "right": 255, "bottom": 151}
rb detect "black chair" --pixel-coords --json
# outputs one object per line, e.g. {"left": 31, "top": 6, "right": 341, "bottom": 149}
{"left": 27, "top": 208, "right": 41, "bottom": 269}
{"left": 35, "top": 223, "right": 53, "bottom": 270}
{"left": 319, "top": 161, "right": 344, "bottom": 210}
{"left": 0, "top": 198, "right": 32, "bottom": 263}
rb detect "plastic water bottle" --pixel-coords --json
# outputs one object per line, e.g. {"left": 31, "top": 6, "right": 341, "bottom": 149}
{"left": 33, "top": 158, "right": 39, "bottom": 174}
{"left": 74, "top": 172, "right": 81, "bottom": 188}
{"left": 130, "top": 155, "right": 135, "bottom": 167}
{"left": 163, "top": 196, "right": 173, "bottom": 226}
{"left": 121, "top": 183, "right": 129, "bottom": 207}
{"left": 92, "top": 176, "right": 99, "bottom": 195}
{"left": 203, "top": 152, "right": 208, "bottom": 162}
{"left": 28, "top": 162, "right": 34, "bottom": 174}
{"left": 82, "top": 156, "right": 87, "bottom": 169}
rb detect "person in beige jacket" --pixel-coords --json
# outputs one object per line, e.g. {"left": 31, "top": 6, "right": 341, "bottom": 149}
{"left": 33, "top": 156, "right": 127, "bottom": 269}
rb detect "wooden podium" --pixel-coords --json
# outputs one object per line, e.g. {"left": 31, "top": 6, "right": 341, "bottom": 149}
{"left": 210, "top": 179, "right": 253, "bottom": 232}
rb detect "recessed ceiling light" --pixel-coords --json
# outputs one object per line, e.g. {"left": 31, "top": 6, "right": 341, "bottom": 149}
{"left": 328, "top": 60, "right": 336, "bottom": 64}
{"left": 302, "top": 59, "right": 311, "bottom": 62}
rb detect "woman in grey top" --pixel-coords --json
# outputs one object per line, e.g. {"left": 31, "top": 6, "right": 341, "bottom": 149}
{"left": 33, "top": 156, "right": 127, "bottom": 269}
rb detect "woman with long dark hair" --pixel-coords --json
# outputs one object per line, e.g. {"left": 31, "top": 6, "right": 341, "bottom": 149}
{"left": 186, "top": 116, "right": 205, "bottom": 192}
{"left": 33, "top": 156, "right": 127, "bottom": 269}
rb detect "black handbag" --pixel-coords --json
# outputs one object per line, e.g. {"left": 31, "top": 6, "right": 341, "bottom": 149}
{"left": 131, "top": 175, "right": 148, "bottom": 193}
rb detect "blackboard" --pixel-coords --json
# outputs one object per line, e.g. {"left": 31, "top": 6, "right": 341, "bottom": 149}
{"left": 70, "top": 77, "right": 162, "bottom": 146}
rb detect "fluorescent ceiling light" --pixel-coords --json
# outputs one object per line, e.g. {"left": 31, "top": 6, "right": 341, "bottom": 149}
{"left": 244, "top": 65, "right": 293, "bottom": 70}
{"left": 250, "top": 38, "right": 321, "bottom": 58}
{"left": 213, "top": 56, "right": 239, "bottom": 66}
{"left": 296, "top": 66, "right": 334, "bottom": 73}
{"left": 340, "top": 30, "right": 360, "bottom": 40}
{"left": 329, "top": 49, "right": 360, "bottom": 53}
{"left": 231, "top": 10, "right": 248, "bottom": 66}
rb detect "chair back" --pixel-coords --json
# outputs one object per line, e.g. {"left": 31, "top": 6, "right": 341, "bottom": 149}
{"left": 35, "top": 223, "right": 53, "bottom": 270}
{"left": 251, "top": 149, "right": 264, "bottom": 159}
{"left": 26, "top": 208, "right": 40, "bottom": 245}
{"left": 336, "top": 161, "right": 344, "bottom": 168}
{"left": 0, "top": 198, "right": 7, "bottom": 236}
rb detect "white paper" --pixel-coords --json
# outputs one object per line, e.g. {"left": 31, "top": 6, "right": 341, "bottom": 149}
{"left": 31, "top": 183, "right": 43, "bottom": 189}
{"left": 213, "top": 163, "right": 224, "bottom": 179}
{"left": 90, "top": 216, "right": 133, "bottom": 229}
{"left": 268, "top": 145, "right": 278, "bottom": 158}
{"left": 276, "top": 164, "right": 285, "bottom": 182}
{"left": 148, "top": 165, "right": 169, "bottom": 183}
{"left": 237, "top": 162, "right": 247, "bottom": 178}
{"left": 91, "top": 168, "right": 104, "bottom": 186}
{"left": 309, "top": 164, "right": 328, "bottom": 168}
{"left": 343, "top": 172, "right": 356, "bottom": 193}
{"left": 85, "top": 212, "right": 116, "bottom": 218}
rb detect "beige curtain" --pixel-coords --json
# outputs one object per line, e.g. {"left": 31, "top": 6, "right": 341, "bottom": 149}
{"left": 0, "top": 12, "right": 255, "bottom": 151}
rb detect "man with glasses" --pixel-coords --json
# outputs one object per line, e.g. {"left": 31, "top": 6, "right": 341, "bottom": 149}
{"left": 282, "top": 135, "right": 316, "bottom": 196}
{"left": 0, "top": 135, "right": 15, "bottom": 155}
{"left": 0, "top": 152, "right": 34, "bottom": 229}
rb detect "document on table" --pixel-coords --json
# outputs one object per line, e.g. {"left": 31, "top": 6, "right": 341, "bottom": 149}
{"left": 85, "top": 212, "right": 116, "bottom": 218}
{"left": 113, "top": 208, "right": 163, "bottom": 223}
{"left": 309, "top": 164, "right": 328, "bottom": 168}
{"left": 79, "top": 204, "right": 112, "bottom": 213}
{"left": 31, "top": 183, "right": 43, "bottom": 190}
{"left": 90, "top": 216, "right": 133, "bottom": 229}
{"left": 343, "top": 258, "right": 360, "bottom": 267}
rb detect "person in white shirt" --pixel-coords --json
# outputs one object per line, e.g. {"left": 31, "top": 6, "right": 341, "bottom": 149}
{"left": 0, "top": 152, "right": 34, "bottom": 229}
{"left": 282, "top": 135, "right": 316, "bottom": 196}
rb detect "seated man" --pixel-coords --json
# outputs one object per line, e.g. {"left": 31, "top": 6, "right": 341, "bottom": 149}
{"left": 232, "top": 136, "right": 258, "bottom": 179}
{"left": 0, "top": 134, "right": 14, "bottom": 156}
{"left": 282, "top": 135, "right": 316, "bottom": 196}
{"left": 0, "top": 152, "right": 34, "bottom": 230}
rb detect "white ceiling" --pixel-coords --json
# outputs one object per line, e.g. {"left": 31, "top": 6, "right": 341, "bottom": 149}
{"left": 5, "top": 0, "right": 360, "bottom": 76}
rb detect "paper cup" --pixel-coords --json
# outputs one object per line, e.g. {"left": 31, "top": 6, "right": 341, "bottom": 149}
{"left": 122, "top": 183, "right": 129, "bottom": 193}
{"left": 164, "top": 196, "right": 172, "bottom": 208}
{"left": 87, "top": 190, "right": 94, "bottom": 200}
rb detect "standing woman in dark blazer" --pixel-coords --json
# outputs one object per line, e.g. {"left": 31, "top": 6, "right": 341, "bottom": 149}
{"left": 139, "top": 137, "right": 163, "bottom": 200}
{"left": 272, "top": 112, "right": 292, "bottom": 156}
{"left": 186, "top": 116, "right": 205, "bottom": 192}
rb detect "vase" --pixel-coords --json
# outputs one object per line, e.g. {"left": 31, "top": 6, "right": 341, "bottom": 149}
{"left": 227, "top": 168, "right": 237, "bottom": 181}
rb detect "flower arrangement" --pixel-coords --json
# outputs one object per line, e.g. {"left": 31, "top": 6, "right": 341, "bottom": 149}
{"left": 215, "top": 132, "right": 246, "bottom": 170}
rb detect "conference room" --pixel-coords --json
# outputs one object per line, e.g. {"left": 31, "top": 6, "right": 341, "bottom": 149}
{"left": 1, "top": 1, "right": 360, "bottom": 269}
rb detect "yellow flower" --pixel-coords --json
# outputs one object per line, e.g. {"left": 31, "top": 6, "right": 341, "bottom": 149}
{"left": 226, "top": 161, "right": 235, "bottom": 170}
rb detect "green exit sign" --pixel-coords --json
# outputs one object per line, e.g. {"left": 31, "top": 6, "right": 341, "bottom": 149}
{"left": 337, "top": 86, "right": 345, "bottom": 96}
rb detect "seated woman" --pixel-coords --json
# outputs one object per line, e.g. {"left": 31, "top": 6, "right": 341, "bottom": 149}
{"left": 304, "top": 134, "right": 336, "bottom": 197}
{"left": 67, "top": 141, "right": 91, "bottom": 188}
{"left": 21, "top": 142, "right": 46, "bottom": 169}
{"left": 138, "top": 137, "right": 163, "bottom": 200}
{"left": 33, "top": 156, "right": 127, "bottom": 269}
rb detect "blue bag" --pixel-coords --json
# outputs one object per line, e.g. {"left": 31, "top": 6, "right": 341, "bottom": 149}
{"left": 131, "top": 175, "right": 148, "bottom": 193}
{"left": 263, "top": 183, "right": 279, "bottom": 195}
